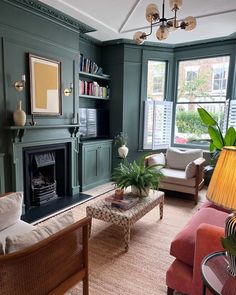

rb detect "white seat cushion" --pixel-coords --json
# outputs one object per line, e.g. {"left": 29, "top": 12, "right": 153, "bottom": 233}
{"left": 0, "top": 192, "right": 23, "bottom": 231}
{"left": 5, "top": 211, "right": 74, "bottom": 254}
{"left": 0, "top": 220, "right": 35, "bottom": 254}
{"left": 161, "top": 168, "right": 196, "bottom": 187}
{"left": 166, "top": 148, "right": 203, "bottom": 170}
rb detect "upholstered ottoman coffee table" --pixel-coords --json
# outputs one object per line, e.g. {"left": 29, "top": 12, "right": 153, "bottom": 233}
{"left": 86, "top": 190, "right": 164, "bottom": 251}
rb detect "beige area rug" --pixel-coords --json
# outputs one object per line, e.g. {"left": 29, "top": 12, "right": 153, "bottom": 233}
{"left": 40, "top": 187, "right": 207, "bottom": 295}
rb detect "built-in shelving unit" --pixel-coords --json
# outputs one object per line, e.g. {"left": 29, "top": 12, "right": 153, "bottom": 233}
{"left": 79, "top": 71, "right": 110, "bottom": 81}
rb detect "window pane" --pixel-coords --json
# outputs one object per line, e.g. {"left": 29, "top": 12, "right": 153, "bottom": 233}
{"left": 147, "top": 60, "right": 166, "bottom": 101}
{"left": 177, "top": 56, "right": 230, "bottom": 103}
{"left": 174, "top": 103, "right": 225, "bottom": 146}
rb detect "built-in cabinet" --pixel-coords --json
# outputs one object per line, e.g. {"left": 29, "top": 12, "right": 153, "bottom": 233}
{"left": 79, "top": 139, "right": 112, "bottom": 191}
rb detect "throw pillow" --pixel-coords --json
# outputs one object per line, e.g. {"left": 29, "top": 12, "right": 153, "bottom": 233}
{"left": 166, "top": 148, "right": 203, "bottom": 170}
{"left": 185, "top": 161, "right": 197, "bottom": 178}
{"left": 148, "top": 153, "right": 165, "bottom": 170}
{"left": 0, "top": 192, "right": 23, "bottom": 231}
{"left": 0, "top": 243, "right": 4, "bottom": 255}
{"left": 5, "top": 211, "right": 74, "bottom": 254}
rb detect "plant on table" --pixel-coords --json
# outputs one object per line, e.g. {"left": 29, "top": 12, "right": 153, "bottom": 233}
{"left": 112, "top": 155, "right": 164, "bottom": 197}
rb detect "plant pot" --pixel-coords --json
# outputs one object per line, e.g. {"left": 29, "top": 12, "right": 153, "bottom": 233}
{"left": 118, "top": 145, "right": 129, "bottom": 158}
{"left": 131, "top": 185, "right": 150, "bottom": 197}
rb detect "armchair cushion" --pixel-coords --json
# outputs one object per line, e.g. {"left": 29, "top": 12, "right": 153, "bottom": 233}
{"left": 170, "top": 207, "right": 227, "bottom": 267}
{"left": 166, "top": 148, "right": 203, "bottom": 170}
{"left": 148, "top": 152, "right": 165, "bottom": 168}
{"left": 185, "top": 161, "right": 197, "bottom": 178}
{"left": 0, "top": 192, "right": 23, "bottom": 231}
{"left": 161, "top": 168, "right": 196, "bottom": 187}
{"left": 5, "top": 211, "right": 74, "bottom": 254}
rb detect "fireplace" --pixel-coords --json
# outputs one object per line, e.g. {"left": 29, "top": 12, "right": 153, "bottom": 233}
{"left": 23, "top": 143, "right": 70, "bottom": 211}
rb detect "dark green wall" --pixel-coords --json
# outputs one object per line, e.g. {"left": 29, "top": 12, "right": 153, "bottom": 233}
{"left": 1, "top": 0, "right": 236, "bottom": 191}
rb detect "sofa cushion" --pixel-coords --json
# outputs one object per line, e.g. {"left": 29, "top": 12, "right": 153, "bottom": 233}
{"left": 170, "top": 207, "right": 227, "bottom": 267}
{"left": 185, "top": 161, "right": 196, "bottom": 178}
{"left": 161, "top": 168, "right": 196, "bottom": 187}
{"left": 148, "top": 153, "right": 165, "bottom": 169}
{"left": 5, "top": 211, "right": 74, "bottom": 254}
{"left": 0, "top": 220, "right": 35, "bottom": 254}
{"left": 0, "top": 192, "right": 23, "bottom": 231}
{"left": 166, "top": 148, "right": 203, "bottom": 170}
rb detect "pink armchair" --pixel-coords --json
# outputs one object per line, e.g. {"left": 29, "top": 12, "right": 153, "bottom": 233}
{"left": 166, "top": 204, "right": 227, "bottom": 295}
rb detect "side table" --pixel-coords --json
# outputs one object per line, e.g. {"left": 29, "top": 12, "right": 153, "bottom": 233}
{"left": 201, "top": 251, "right": 236, "bottom": 295}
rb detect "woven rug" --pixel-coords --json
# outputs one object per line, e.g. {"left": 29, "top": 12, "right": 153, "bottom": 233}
{"left": 39, "top": 190, "right": 204, "bottom": 295}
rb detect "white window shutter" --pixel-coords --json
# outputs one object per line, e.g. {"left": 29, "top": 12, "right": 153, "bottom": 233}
{"left": 143, "top": 101, "right": 173, "bottom": 150}
{"left": 228, "top": 100, "right": 236, "bottom": 128}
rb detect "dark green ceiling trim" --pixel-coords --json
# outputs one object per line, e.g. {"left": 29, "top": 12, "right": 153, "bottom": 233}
{"left": 3, "top": 0, "right": 95, "bottom": 34}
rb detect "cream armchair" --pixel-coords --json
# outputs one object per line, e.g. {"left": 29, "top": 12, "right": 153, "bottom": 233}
{"left": 146, "top": 148, "right": 205, "bottom": 204}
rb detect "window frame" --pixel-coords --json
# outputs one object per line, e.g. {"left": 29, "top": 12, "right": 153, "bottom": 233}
{"left": 172, "top": 53, "right": 232, "bottom": 150}
{"left": 139, "top": 49, "right": 174, "bottom": 151}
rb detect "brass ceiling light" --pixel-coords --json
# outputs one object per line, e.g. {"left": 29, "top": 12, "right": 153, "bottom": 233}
{"left": 133, "top": 0, "right": 197, "bottom": 44}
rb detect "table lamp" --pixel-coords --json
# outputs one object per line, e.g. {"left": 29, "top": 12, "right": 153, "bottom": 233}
{"left": 207, "top": 146, "right": 236, "bottom": 276}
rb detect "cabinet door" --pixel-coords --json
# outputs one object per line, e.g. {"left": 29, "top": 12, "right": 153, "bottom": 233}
{"left": 97, "top": 143, "right": 112, "bottom": 180}
{"left": 83, "top": 144, "right": 99, "bottom": 187}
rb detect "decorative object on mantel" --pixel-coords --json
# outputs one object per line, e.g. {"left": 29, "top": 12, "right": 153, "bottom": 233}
{"left": 112, "top": 155, "right": 163, "bottom": 197}
{"left": 14, "top": 74, "right": 26, "bottom": 92}
{"left": 207, "top": 146, "right": 236, "bottom": 276}
{"left": 114, "top": 132, "right": 129, "bottom": 158}
{"left": 13, "top": 100, "right": 26, "bottom": 126}
{"left": 133, "top": 0, "right": 197, "bottom": 44}
{"left": 29, "top": 114, "right": 36, "bottom": 126}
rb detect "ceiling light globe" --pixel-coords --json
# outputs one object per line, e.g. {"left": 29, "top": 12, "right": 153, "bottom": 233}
{"left": 183, "top": 16, "right": 197, "bottom": 31}
{"left": 133, "top": 31, "right": 146, "bottom": 45}
{"left": 156, "top": 26, "right": 169, "bottom": 41}
{"left": 169, "top": 0, "right": 183, "bottom": 11}
{"left": 146, "top": 3, "right": 160, "bottom": 23}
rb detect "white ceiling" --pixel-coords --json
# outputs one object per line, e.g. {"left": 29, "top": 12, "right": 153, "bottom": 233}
{"left": 40, "top": 0, "right": 236, "bottom": 45}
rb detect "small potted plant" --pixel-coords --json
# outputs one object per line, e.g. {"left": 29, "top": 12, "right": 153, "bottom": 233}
{"left": 112, "top": 154, "right": 164, "bottom": 197}
{"left": 114, "top": 132, "right": 128, "bottom": 158}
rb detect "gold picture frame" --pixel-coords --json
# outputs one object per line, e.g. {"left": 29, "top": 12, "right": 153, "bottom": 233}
{"left": 29, "top": 54, "right": 62, "bottom": 115}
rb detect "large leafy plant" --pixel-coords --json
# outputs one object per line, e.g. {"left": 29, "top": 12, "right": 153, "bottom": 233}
{"left": 197, "top": 107, "right": 236, "bottom": 164}
{"left": 112, "top": 155, "right": 163, "bottom": 194}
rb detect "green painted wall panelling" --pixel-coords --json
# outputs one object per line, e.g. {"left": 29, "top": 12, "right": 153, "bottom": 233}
{"left": 0, "top": 0, "right": 82, "bottom": 193}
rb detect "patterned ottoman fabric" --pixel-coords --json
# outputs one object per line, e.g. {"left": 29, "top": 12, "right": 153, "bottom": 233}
{"left": 86, "top": 190, "right": 164, "bottom": 250}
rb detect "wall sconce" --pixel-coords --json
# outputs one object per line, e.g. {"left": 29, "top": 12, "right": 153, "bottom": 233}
{"left": 64, "top": 83, "right": 73, "bottom": 96}
{"left": 14, "top": 74, "right": 26, "bottom": 92}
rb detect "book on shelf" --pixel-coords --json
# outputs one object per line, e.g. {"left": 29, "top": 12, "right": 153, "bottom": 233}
{"left": 105, "top": 194, "right": 139, "bottom": 210}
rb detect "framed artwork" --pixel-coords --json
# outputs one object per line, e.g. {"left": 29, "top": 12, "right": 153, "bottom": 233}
{"left": 29, "top": 54, "right": 62, "bottom": 115}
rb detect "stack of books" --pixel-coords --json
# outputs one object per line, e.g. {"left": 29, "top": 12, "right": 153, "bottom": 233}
{"left": 105, "top": 194, "right": 139, "bottom": 210}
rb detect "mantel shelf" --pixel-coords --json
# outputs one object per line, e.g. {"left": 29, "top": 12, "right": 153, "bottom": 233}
{"left": 6, "top": 124, "right": 80, "bottom": 142}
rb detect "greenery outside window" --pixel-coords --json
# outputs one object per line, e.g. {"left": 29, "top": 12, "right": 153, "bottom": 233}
{"left": 174, "top": 56, "right": 230, "bottom": 147}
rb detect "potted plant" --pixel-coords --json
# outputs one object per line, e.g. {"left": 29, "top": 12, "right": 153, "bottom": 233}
{"left": 198, "top": 106, "right": 236, "bottom": 183}
{"left": 114, "top": 132, "right": 129, "bottom": 158}
{"left": 112, "top": 155, "right": 164, "bottom": 197}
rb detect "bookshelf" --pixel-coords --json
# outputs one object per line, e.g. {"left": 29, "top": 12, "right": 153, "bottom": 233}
{"left": 79, "top": 54, "right": 110, "bottom": 100}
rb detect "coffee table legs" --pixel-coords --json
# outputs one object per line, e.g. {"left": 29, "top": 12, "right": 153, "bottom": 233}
{"left": 160, "top": 200, "right": 164, "bottom": 219}
{"left": 123, "top": 225, "right": 131, "bottom": 251}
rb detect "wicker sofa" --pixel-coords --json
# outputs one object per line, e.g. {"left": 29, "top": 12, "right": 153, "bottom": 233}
{"left": 0, "top": 192, "right": 91, "bottom": 295}
{"left": 146, "top": 147, "right": 205, "bottom": 204}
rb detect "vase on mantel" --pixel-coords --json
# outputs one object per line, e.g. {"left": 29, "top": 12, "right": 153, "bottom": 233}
{"left": 118, "top": 145, "right": 129, "bottom": 158}
{"left": 13, "top": 100, "right": 26, "bottom": 126}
